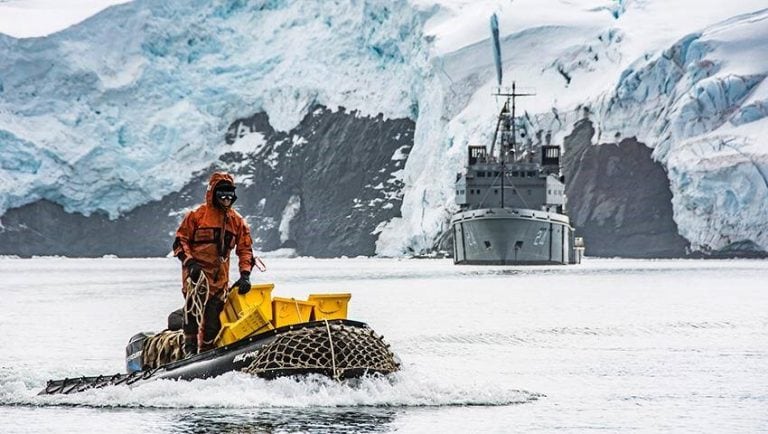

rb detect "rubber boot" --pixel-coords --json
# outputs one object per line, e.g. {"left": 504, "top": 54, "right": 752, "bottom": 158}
{"left": 183, "top": 335, "right": 198, "bottom": 358}
{"left": 199, "top": 297, "right": 224, "bottom": 353}
{"left": 199, "top": 340, "right": 215, "bottom": 353}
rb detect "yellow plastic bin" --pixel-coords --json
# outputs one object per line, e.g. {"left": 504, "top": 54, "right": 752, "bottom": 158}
{"left": 272, "top": 297, "right": 314, "bottom": 328}
{"left": 308, "top": 293, "right": 351, "bottom": 320}
{"left": 217, "top": 308, "right": 273, "bottom": 346}
{"left": 217, "top": 283, "right": 275, "bottom": 347}
{"left": 221, "top": 283, "right": 274, "bottom": 324}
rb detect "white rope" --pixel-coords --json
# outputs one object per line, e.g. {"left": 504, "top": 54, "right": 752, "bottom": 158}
{"left": 323, "top": 319, "right": 338, "bottom": 380}
{"left": 184, "top": 273, "right": 210, "bottom": 339}
{"left": 293, "top": 299, "right": 303, "bottom": 322}
{"left": 186, "top": 271, "right": 241, "bottom": 347}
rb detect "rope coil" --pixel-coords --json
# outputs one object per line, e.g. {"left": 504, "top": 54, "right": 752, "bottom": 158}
{"left": 184, "top": 273, "right": 210, "bottom": 335}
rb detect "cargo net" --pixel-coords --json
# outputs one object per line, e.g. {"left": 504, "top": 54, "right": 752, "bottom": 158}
{"left": 142, "top": 330, "right": 184, "bottom": 370}
{"left": 242, "top": 322, "right": 399, "bottom": 380}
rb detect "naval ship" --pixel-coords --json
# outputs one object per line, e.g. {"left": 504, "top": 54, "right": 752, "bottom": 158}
{"left": 450, "top": 14, "right": 583, "bottom": 266}
{"left": 451, "top": 84, "right": 584, "bottom": 265}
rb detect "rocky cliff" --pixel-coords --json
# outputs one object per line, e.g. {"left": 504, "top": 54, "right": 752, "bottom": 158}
{"left": 563, "top": 120, "right": 689, "bottom": 258}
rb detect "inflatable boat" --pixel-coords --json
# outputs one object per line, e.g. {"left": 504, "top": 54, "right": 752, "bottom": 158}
{"left": 40, "top": 285, "right": 399, "bottom": 395}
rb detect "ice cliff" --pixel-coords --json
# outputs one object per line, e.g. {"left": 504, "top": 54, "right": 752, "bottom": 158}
{"left": 0, "top": 0, "right": 426, "bottom": 216}
{"left": 593, "top": 11, "right": 768, "bottom": 253}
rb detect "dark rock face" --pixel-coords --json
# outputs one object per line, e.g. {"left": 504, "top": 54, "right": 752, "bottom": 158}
{"left": 223, "top": 106, "right": 412, "bottom": 257}
{"left": 562, "top": 119, "right": 690, "bottom": 258}
{"left": 0, "top": 106, "right": 413, "bottom": 258}
{"left": 0, "top": 198, "right": 181, "bottom": 257}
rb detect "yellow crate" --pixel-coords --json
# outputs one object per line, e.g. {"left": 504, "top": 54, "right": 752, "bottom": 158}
{"left": 308, "top": 293, "right": 351, "bottom": 320}
{"left": 217, "top": 307, "right": 273, "bottom": 346}
{"left": 272, "top": 297, "right": 314, "bottom": 328}
{"left": 221, "top": 283, "right": 274, "bottom": 324}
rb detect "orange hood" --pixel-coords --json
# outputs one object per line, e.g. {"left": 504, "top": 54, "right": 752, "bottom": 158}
{"left": 205, "top": 172, "right": 237, "bottom": 207}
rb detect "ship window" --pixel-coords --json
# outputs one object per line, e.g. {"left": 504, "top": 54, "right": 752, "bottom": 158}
{"left": 528, "top": 171, "right": 536, "bottom": 177}
{"left": 494, "top": 189, "right": 498, "bottom": 194}
{"left": 527, "top": 189, "right": 532, "bottom": 195}
{"left": 478, "top": 171, "right": 485, "bottom": 177}
{"left": 512, "top": 171, "right": 518, "bottom": 177}
{"left": 494, "top": 171, "right": 500, "bottom": 177}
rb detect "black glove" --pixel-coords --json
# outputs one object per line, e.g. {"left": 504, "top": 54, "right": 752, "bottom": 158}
{"left": 235, "top": 272, "right": 251, "bottom": 295}
{"left": 186, "top": 260, "right": 203, "bottom": 281}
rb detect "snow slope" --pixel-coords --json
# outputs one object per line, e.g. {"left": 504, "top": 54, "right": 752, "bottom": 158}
{"left": 1, "top": 0, "right": 767, "bottom": 255}
{"left": 0, "top": 0, "right": 130, "bottom": 38}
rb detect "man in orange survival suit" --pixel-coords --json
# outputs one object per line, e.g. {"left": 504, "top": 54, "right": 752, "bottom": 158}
{"left": 173, "top": 172, "right": 255, "bottom": 356}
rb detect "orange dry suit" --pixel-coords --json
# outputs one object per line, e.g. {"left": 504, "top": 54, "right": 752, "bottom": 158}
{"left": 172, "top": 172, "right": 255, "bottom": 350}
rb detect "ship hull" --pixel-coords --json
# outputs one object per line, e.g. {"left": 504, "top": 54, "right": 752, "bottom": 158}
{"left": 452, "top": 208, "right": 579, "bottom": 265}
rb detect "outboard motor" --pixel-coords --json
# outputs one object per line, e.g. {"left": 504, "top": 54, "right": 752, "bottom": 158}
{"left": 125, "top": 332, "right": 154, "bottom": 373}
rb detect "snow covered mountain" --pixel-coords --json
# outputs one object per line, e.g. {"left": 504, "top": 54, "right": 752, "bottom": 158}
{"left": 1, "top": 0, "right": 767, "bottom": 257}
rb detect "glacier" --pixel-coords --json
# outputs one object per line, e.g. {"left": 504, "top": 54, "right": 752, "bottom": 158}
{"left": 1, "top": 0, "right": 767, "bottom": 256}
{"left": 0, "top": 0, "right": 428, "bottom": 218}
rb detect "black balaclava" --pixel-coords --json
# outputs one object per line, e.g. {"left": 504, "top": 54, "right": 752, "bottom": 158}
{"left": 213, "top": 181, "right": 237, "bottom": 209}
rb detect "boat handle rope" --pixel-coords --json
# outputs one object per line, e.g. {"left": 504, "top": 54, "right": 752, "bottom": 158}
{"left": 323, "top": 319, "right": 338, "bottom": 380}
{"left": 293, "top": 298, "right": 303, "bottom": 321}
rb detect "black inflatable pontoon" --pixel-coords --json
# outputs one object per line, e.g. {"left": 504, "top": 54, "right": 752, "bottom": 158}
{"left": 40, "top": 319, "right": 399, "bottom": 395}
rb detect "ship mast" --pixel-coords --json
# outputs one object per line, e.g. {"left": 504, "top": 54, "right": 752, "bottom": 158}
{"left": 494, "top": 84, "right": 534, "bottom": 161}
{"left": 488, "top": 14, "right": 533, "bottom": 208}
{"left": 492, "top": 84, "right": 534, "bottom": 207}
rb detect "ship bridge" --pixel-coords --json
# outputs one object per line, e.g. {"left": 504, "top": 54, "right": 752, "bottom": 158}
{"left": 455, "top": 145, "right": 565, "bottom": 214}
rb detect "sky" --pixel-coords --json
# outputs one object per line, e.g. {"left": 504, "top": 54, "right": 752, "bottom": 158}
{"left": 0, "top": 0, "right": 130, "bottom": 37}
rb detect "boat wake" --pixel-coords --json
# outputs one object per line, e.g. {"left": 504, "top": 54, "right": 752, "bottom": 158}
{"left": 1, "top": 369, "right": 540, "bottom": 409}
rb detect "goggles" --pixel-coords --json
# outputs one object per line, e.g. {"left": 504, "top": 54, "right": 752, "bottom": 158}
{"left": 215, "top": 191, "right": 235, "bottom": 201}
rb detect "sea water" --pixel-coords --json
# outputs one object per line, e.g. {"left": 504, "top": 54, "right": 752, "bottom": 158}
{"left": 0, "top": 257, "right": 766, "bottom": 433}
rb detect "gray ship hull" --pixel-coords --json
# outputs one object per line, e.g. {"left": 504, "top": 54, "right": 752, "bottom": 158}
{"left": 452, "top": 207, "right": 579, "bottom": 265}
